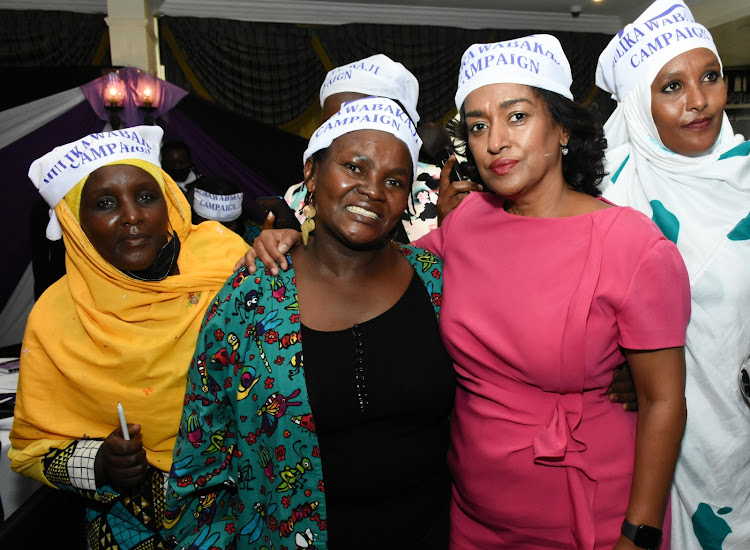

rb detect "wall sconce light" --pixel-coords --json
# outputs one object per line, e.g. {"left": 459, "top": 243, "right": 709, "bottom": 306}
{"left": 103, "top": 71, "right": 125, "bottom": 130}
{"left": 137, "top": 71, "right": 158, "bottom": 125}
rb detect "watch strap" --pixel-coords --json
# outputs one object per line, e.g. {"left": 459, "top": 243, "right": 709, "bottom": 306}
{"left": 621, "top": 518, "right": 663, "bottom": 549}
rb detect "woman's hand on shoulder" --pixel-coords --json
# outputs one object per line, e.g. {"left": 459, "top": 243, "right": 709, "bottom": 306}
{"left": 436, "top": 155, "right": 482, "bottom": 225}
{"left": 233, "top": 229, "right": 302, "bottom": 276}
{"left": 95, "top": 424, "right": 147, "bottom": 490}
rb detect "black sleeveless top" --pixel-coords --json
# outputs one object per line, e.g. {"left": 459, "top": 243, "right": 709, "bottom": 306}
{"left": 302, "top": 273, "right": 455, "bottom": 549}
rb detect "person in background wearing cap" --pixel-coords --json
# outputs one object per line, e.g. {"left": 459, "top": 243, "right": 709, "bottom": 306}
{"left": 596, "top": 1, "right": 750, "bottom": 547}
{"left": 9, "top": 126, "right": 249, "bottom": 549}
{"left": 187, "top": 175, "right": 263, "bottom": 244}
{"left": 230, "top": 34, "right": 690, "bottom": 549}
{"left": 166, "top": 97, "right": 454, "bottom": 550}
{"left": 283, "top": 53, "right": 421, "bottom": 222}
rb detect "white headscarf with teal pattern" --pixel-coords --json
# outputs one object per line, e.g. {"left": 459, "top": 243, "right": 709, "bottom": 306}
{"left": 598, "top": 37, "right": 750, "bottom": 550}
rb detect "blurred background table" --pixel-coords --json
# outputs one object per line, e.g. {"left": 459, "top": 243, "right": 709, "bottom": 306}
{"left": 0, "top": 359, "right": 42, "bottom": 521}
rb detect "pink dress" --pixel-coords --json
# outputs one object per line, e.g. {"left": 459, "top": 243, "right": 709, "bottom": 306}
{"left": 415, "top": 192, "right": 690, "bottom": 549}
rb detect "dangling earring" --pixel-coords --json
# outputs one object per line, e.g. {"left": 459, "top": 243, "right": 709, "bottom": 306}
{"left": 300, "top": 190, "right": 316, "bottom": 246}
{"left": 561, "top": 144, "right": 569, "bottom": 156}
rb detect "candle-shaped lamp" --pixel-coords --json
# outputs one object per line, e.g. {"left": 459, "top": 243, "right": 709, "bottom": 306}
{"left": 137, "top": 71, "right": 158, "bottom": 125}
{"left": 103, "top": 71, "right": 125, "bottom": 106}
{"left": 137, "top": 71, "right": 157, "bottom": 106}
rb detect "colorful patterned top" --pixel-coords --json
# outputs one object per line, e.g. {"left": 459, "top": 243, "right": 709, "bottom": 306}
{"left": 166, "top": 244, "right": 444, "bottom": 550}
{"left": 241, "top": 220, "right": 262, "bottom": 245}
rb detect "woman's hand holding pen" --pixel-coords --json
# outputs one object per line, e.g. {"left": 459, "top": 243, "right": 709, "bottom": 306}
{"left": 95, "top": 424, "right": 148, "bottom": 490}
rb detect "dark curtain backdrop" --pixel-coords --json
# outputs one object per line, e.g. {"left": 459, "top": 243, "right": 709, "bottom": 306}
{"left": 160, "top": 17, "right": 617, "bottom": 129}
{"left": 0, "top": 9, "right": 616, "bottom": 127}
{"left": 0, "top": 10, "right": 109, "bottom": 66}
{"left": 0, "top": 9, "right": 618, "bottom": 319}
{"left": 0, "top": 10, "right": 110, "bottom": 110}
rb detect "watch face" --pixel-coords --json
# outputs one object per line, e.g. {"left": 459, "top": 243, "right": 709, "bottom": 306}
{"left": 633, "top": 524, "right": 663, "bottom": 548}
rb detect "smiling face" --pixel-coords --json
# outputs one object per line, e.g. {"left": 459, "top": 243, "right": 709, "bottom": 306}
{"left": 305, "top": 129, "right": 411, "bottom": 249}
{"left": 463, "top": 83, "right": 569, "bottom": 201}
{"left": 650, "top": 48, "right": 727, "bottom": 157}
{"left": 79, "top": 164, "right": 170, "bottom": 271}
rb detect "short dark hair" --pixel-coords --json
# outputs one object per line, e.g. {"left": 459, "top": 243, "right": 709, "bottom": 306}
{"left": 193, "top": 175, "right": 241, "bottom": 196}
{"left": 447, "top": 86, "right": 607, "bottom": 197}
{"left": 161, "top": 140, "right": 191, "bottom": 157}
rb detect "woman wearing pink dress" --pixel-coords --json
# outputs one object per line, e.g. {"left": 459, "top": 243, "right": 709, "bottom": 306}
{"left": 414, "top": 35, "right": 690, "bottom": 549}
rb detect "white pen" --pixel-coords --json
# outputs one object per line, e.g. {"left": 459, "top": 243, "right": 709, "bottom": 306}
{"left": 117, "top": 401, "right": 131, "bottom": 441}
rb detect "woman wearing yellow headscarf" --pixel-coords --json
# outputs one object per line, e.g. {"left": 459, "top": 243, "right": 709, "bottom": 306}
{"left": 10, "top": 126, "right": 249, "bottom": 550}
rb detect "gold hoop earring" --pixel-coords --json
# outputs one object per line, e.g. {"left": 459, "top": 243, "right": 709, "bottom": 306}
{"left": 301, "top": 191, "right": 316, "bottom": 246}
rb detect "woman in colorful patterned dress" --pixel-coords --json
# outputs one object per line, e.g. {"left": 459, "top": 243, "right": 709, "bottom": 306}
{"left": 596, "top": 1, "right": 750, "bottom": 547}
{"left": 166, "top": 97, "right": 455, "bottom": 550}
{"left": 10, "top": 126, "right": 250, "bottom": 550}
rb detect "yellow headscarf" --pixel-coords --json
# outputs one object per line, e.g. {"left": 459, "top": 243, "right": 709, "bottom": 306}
{"left": 10, "top": 162, "right": 249, "bottom": 484}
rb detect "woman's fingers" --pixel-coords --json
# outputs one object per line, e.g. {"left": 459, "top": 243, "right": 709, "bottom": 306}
{"left": 234, "top": 248, "right": 259, "bottom": 273}
{"left": 436, "top": 157, "right": 481, "bottom": 225}
{"left": 606, "top": 364, "right": 638, "bottom": 411}
{"left": 253, "top": 235, "right": 283, "bottom": 276}
{"left": 107, "top": 449, "right": 147, "bottom": 470}
{"left": 99, "top": 425, "right": 148, "bottom": 489}
{"left": 251, "top": 230, "right": 301, "bottom": 275}
{"left": 438, "top": 155, "right": 458, "bottom": 194}
{"left": 262, "top": 211, "right": 275, "bottom": 230}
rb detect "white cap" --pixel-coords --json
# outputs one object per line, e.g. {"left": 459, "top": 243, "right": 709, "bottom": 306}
{"left": 304, "top": 97, "right": 422, "bottom": 180}
{"left": 455, "top": 34, "right": 574, "bottom": 110}
{"left": 319, "top": 54, "right": 420, "bottom": 124}
{"left": 28, "top": 126, "right": 164, "bottom": 240}
{"left": 596, "top": 0, "right": 720, "bottom": 102}
{"left": 193, "top": 188, "right": 244, "bottom": 222}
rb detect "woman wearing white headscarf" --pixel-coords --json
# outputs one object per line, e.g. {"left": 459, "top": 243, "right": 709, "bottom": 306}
{"left": 597, "top": 1, "right": 750, "bottom": 548}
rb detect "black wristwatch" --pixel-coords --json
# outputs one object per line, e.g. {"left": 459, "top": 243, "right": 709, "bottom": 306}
{"left": 621, "top": 518, "right": 663, "bottom": 549}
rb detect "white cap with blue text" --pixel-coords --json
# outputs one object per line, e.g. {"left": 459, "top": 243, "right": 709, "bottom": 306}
{"left": 319, "top": 54, "right": 420, "bottom": 124}
{"left": 193, "top": 188, "right": 244, "bottom": 223}
{"left": 596, "top": 0, "right": 720, "bottom": 102}
{"left": 304, "top": 97, "right": 423, "bottom": 179}
{"left": 28, "top": 126, "right": 163, "bottom": 239}
{"left": 454, "top": 34, "right": 574, "bottom": 110}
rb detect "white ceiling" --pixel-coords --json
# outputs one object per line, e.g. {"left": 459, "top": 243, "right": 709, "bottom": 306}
{"left": 0, "top": 0, "right": 748, "bottom": 40}
{"left": 151, "top": 0, "right": 638, "bottom": 32}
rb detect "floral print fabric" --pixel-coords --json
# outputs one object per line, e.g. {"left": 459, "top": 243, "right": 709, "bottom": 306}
{"left": 166, "top": 244, "right": 443, "bottom": 550}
